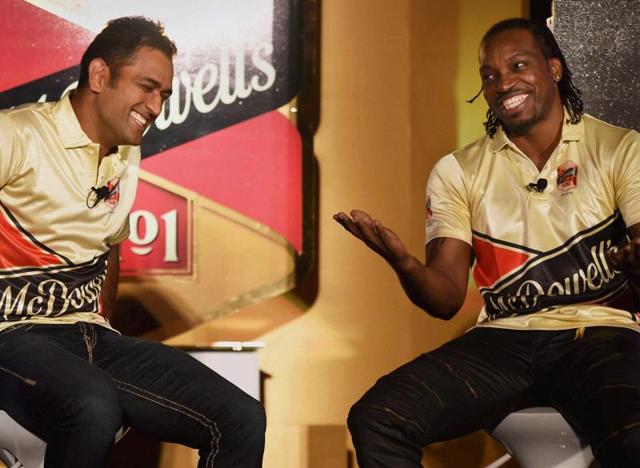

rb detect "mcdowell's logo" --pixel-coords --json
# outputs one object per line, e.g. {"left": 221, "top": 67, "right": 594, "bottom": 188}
{"left": 0, "top": 255, "right": 108, "bottom": 320}
{"left": 481, "top": 213, "right": 628, "bottom": 319}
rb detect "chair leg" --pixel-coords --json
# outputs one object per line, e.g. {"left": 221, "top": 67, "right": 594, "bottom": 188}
{"left": 0, "top": 448, "right": 23, "bottom": 468}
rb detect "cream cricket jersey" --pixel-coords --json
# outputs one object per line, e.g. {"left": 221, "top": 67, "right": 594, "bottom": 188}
{"left": 426, "top": 114, "right": 640, "bottom": 331}
{"left": 0, "top": 93, "right": 139, "bottom": 330}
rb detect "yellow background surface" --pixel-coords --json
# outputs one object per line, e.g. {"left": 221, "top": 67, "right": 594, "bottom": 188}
{"left": 150, "top": 0, "right": 528, "bottom": 466}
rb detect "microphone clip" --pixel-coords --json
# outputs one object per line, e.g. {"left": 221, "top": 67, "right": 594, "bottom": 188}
{"left": 86, "top": 182, "right": 119, "bottom": 209}
{"left": 527, "top": 178, "right": 548, "bottom": 193}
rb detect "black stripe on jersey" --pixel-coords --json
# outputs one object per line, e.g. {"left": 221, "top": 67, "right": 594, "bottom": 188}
{"left": 471, "top": 230, "right": 543, "bottom": 255}
{"left": 0, "top": 252, "right": 109, "bottom": 321}
{"left": 480, "top": 210, "right": 629, "bottom": 319}
{"left": 488, "top": 210, "right": 623, "bottom": 293}
{"left": 0, "top": 253, "right": 107, "bottom": 278}
{"left": 0, "top": 202, "right": 72, "bottom": 265}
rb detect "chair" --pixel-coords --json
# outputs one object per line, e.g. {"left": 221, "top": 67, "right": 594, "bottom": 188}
{"left": 0, "top": 411, "right": 45, "bottom": 468}
{"left": 489, "top": 407, "right": 600, "bottom": 468}
{"left": 0, "top": 410, "right": 128, "bottom": 468}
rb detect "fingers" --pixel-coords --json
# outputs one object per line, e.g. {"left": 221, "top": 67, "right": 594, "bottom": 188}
{"left": 350, "top": 211, "right": 380, "bottom": 240}
{"left": 375, "top": 221, "right": 399, "bottom": 245}
{"left": 333, "top": 212, "right": 361, "bottom": 237}
{"left": 606, "top": 240, "right": 640, "bottom": 274}
{"left": 333, "top": 210, "right": 387, "bottom": 256}
{"left": 333, "top": 210, "right": 376, "bottom": 236}
{"left": 633, "top": 241, "right": 640, "bottom": 266}
{"left": 606, "top": 246, "right": 626, "bottom": 270}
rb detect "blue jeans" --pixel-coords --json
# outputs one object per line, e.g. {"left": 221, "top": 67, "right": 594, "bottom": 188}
{"left": 0, "top": 322, "right": 265, "bottom": 468}
{"left": 348, "top": 326, "right": 640, "bottom": 468}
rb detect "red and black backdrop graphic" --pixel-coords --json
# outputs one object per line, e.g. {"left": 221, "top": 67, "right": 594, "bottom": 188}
{"left": 472, "top": 211, "right": 632, "bottom": 320}
{"left": 0, "top": 0, "right": 305, "bottom": 276}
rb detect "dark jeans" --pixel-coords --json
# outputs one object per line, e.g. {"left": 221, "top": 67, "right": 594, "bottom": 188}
{"left": 0, "top": 322, "right": 265, "bottom": 468}
{"left": 348, "top": 326, "right": 640, "bottom": 468}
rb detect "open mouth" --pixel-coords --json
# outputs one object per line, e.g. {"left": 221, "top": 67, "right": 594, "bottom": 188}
{"left": 500, "top": 93, "right": 528, "bottom": 113}
{"left": 130, "top": 110, "right": 147, "bottom": 128}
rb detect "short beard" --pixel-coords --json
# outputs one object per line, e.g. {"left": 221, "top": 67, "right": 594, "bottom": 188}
{"left": 498, "top": 111, "right": 543, "bottom": 136}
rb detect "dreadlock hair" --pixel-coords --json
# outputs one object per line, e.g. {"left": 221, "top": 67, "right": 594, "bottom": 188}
{"left": 480, "top": 18, "right": 583, "bottom": 138}
{"left": 78, "top": 16, "right": 177, "bottom": 88}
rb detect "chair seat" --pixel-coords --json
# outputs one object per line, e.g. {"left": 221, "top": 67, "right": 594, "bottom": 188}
{"left": 0, "top": 411, "right": 45, "bottom": 468}
{"left": 489, "top": 407, "right": 600, "bottom": 468}
{"left": 0, "top": 410, "right": 129, "bottom": 468}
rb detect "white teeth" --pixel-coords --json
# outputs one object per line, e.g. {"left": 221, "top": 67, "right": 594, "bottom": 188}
{"left": 131, "top": 111, "right": 147, "bottom": 127}
{"left": 502, "top": 94, "right": 528, "bottom": 110}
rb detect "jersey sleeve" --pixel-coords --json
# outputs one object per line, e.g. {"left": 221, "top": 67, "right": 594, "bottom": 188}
{"left": 106, "top": 218, "right": 130, "bottom": 246}
{"left": 425, "top": 153, "right": 472, "bottom": 245}
{"left": 612, "top": 130, "right": 640, "bottom": 228}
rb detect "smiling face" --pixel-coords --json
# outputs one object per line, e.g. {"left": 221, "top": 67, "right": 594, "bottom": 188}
{"left": 479, "top": 28, "right": 562, "bottom": 136}
{"left": 93, "top": 46, "right": 173, "bottom": 148}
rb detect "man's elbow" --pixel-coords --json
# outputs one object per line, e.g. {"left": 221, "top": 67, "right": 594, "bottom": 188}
{"left": 427, "top": 307, "right": 460, "bottom": 321}
{"left": 420, "top": 299, "right": 463, "bottom": 321}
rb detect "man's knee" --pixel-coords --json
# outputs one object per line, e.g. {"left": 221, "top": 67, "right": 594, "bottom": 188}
{"left": 347, "top": 403, "right": 369, "bottom": 438}
{"left": 233, "top": 396, "right": 266, "bottom": 438}
{"left": 202, "top": 392, "right": 265, "bottom": 446}
{"left": 348, "top": 400, "right": 423, "bottom": 446}
{"left": 595, "top": 426, "right": 640, "bottom": 468}
{"left": 60, "top": 385, "right": 122, "bottom": 440}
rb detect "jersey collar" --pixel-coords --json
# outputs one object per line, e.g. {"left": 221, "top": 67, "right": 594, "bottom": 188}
{"left": 52, "top": 92, "right": 94, "bottom": 149}
{"left": 489, "top": 109, "right": 585, "bottom": 154}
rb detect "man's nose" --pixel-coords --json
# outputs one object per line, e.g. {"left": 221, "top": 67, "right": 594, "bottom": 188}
{"left": 146, "top": 92, "right": 163, "bottom": 118}
{"left": 496, "top": 72, "right": 515, "bottom": 92}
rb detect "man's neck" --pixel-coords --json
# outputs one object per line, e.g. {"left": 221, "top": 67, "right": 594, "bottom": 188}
{"left": 69, "top": 89, "right": 114, "bottom": 161}
{"left": 508, "top": 103, "right": 564, "bottom": 172}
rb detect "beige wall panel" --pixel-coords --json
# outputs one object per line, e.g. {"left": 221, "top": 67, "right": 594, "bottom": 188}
{"left": 156, "top": 0, "right": 526, "bottom": 466}
{"left": 259, "top": 0, "right": 525, "bottom": 466}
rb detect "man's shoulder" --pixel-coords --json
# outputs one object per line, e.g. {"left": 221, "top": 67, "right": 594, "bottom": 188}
{"left": 582, "top": 113, "right": 638, "bottom": 144}
{"left": 428, "top": 135, "right": 492, "bottom": 188}
{"left": 0, "top": 101, "right": 55, "bottom": 128}
{"left": 439, "top": 133, "right": 493, "bottom": 172}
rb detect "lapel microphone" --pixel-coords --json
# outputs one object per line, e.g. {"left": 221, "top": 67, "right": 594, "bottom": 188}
{"left": 527, "top": 178, "right": 548, "bottom": 193}
{"left": 91, "top": 185, "right": 111, "bottom": 201}
{"left": 86, "top": 183, "right": 118, "bottom": 209}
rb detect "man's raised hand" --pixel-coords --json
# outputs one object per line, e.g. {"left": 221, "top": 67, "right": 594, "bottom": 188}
{"left": 333, "top": 209, "right": 411, "bottom": 269}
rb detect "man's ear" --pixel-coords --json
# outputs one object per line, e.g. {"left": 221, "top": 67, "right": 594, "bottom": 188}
{"left": 549, "top": 57, "right": 563, "bottom": 82}
{"left": 87, "top": 58, "right": 111, "bottom": 93}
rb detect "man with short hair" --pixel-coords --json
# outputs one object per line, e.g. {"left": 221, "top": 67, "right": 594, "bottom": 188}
{"left": 336, "top": 18, "right": 640, "bottom": 467}
{"left": 0, "top": 16, "right": 265, "bottom": 467}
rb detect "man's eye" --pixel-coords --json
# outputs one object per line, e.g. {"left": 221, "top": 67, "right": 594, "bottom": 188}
{"left": 140, "top": 84, "right": 153, "bottom": 92}
{"left": 514, "top": 61, "right": 526, "bottom": 70}
{"left": 481, "top": 74, "right": 495, "bottom": 82}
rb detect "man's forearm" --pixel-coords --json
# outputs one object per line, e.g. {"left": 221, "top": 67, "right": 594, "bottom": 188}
{"left": 393, "top": 255, "right": 467, "bottom": 320}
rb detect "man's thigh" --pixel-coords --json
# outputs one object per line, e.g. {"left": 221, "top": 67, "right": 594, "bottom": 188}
{"left": 93, "top": 328, "right": 260, "bottom": 448}
{"left": 548, "top": 326, "right": 640, "bottom": 459}
{"left": 0, "top": 324, "right": 118, "bottom": 440}
{"left": 352, "top": 327, "right": 538, "bottom": 444}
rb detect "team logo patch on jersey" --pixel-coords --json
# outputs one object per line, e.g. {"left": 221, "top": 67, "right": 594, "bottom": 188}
{"left": 105, "top": 178, "right": 120, "bottom": 210}
{"left": 426, "top": 195, "right": 433, "bottom": 224}
{"left": 557, "top": 160, "right": 578, "bottom": 192}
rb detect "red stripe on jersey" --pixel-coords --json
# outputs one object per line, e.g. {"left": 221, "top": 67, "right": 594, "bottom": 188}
{"left": 0, "top": 213, "right": 64, "bottom": 268}
{"left": 472, "top": 236, "right": 530, "bottom": 289}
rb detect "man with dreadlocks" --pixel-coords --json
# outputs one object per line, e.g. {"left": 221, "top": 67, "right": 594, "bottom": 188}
{"left": 335, "top": 18, "right": 640, "bottom": 468}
